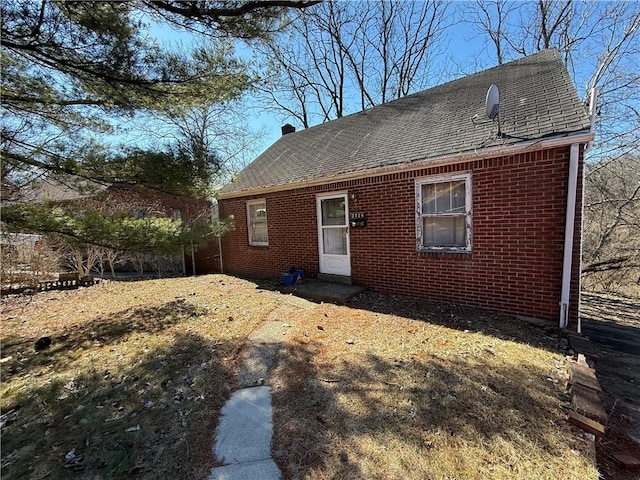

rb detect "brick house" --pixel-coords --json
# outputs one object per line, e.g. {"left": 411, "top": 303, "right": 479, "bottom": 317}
{"left": 217, "top": 49, "right": 593, "bottom": 328}
{"left": 17, "top": 178, "right": 220, "bottom": 275}
{"left": 101, "top": 184, "right": 220, "bottom": 275}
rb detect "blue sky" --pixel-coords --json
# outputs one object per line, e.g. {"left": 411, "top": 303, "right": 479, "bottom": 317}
{"left": 139, "top": 8, "right": 502, "bottom": 154}
{"left": 134, "top": 2, "right": 633, "bottom": 164}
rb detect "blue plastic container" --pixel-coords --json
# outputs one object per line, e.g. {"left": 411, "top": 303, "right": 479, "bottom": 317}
{"left": 282, "top": 272, "right": 296, "bottom": 286}
{"left": 294, "top": 269, "right": 305, "bottom": 282}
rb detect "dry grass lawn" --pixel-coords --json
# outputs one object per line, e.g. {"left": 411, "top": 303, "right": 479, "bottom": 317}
{"left": 1, "top": 275, "right": 598, "bottom": 479}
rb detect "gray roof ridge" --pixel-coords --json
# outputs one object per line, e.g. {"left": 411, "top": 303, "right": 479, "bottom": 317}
{"left": 221, "top": 48, "right": 589, "bottom": 196}
{"left": 280, "top": 48, "right": 562, "bottom": 138}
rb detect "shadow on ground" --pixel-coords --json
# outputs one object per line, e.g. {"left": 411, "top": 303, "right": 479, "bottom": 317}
{"left": 271, "top": 339, "right": 591, "bottom": 479}
{"left": 348, "top": 290, "right": 562, "bottom": 353}
{"left": 1, "top": 300, "right": 207, "bottom": 384}
{"left": 1, "top": 304, "right": 236, "bottom": 480}
{"left": 253, "top": 276, "right": 563, "bottom": 354}
{"left": 581, "top": 292, "right": 640, "bottom": 480}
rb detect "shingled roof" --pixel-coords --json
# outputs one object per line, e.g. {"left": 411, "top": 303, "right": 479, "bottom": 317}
{"left": 220, "top": 49, "right": 590, "bottom": 197}
{"left": 18, "top": 175, "right": 105, "bottom": 203}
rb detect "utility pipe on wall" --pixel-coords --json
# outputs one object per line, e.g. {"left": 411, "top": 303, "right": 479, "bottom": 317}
{"left": 568, "top": 87, "right": 597, "bottom": 332}
{"left": 585, "top": 88, "right": 598, "bottom": 153}
{"left": 560, "top": 143, "right": 580, "bottom": 330}
{"left": 218, "top": 235, "right": 224, "bottom": 274}
{"left": 191, "top": 241, "right": 196, "bottom": 276}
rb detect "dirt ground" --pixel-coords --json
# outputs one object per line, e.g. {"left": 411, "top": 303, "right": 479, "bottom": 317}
{"left": 581, "top": 292, "right": 640, "bottom": 480}
{"left": 268, "top": 289, "right": 598, "bottom": 480}
{"left": 0, "top": 276, "right": 607, "bottom": 479}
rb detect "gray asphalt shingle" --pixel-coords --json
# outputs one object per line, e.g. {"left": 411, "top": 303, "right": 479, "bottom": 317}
{"left": 220, "top": 49, "right": 590, "bottom": 196}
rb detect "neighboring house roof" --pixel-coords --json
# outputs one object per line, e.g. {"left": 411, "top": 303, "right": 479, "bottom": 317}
{"left": 220, "top": 49, "right": 591, "bottom": 198}
{"left": 18, "top": 175, "right": 106, "bottom": 203}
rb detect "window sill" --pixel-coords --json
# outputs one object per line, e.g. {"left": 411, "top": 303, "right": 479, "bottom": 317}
{"left": 416, "top": 248, "right": 472, "bottom": 255}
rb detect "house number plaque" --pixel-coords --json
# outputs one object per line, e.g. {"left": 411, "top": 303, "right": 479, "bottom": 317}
{"left": 349, "top": 211, "right": 367, "bottom": 227}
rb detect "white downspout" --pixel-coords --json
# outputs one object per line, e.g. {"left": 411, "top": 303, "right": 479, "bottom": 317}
{"left": 585, "top": 87, "right": 598, "bottom": 153}
{"left": 560, "top": 143, "right": 580, "bottom": 329}
{"left": 211, "top": 198, "right": 224, "bottom": 274}
{"left": 218, "top": 235, "right": 224, "bottom": 274}
{"left": 573, "top": 87, "right": 597, "bottom": 333}
{"left": 576, "top": 161, "right": 586, "bottom": 335}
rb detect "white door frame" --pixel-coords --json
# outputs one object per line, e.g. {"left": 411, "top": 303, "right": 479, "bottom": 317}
{"left": 316, "top": 192, "right": 351, "bottom": 276}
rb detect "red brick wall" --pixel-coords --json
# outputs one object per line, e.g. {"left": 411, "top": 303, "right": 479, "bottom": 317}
{"left": 219, "top": 146, "right": 584, "bottom": 324}
{"left": 104, "top": 186, "right": 221, "bottom": 274}
{"left": 185, "top": 239, "right": 221, "bottom": 275}
{"left": 104, "top": 185, "right": 210, "bottom": 223}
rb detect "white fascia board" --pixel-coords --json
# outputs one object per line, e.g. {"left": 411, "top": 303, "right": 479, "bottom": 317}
{"left": 217, "top": 131, "right": 593, "bottom": 200}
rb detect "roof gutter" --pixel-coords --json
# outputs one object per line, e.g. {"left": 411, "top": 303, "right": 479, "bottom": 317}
{"left": 218, "top": 131, "right": 593, "bottom": 199}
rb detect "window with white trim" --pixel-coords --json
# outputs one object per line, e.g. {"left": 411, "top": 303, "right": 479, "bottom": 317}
{"left": 247, "top": 199, "right": 268, "bottom": 246}
{"left": 416, "top": 173, "right": 472, "bottom": 252}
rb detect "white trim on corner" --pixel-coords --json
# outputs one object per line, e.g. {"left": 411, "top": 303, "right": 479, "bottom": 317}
{"left": 559, "top": 143, "right": 580, "bottom": 330}
{"left": 218, "top": 131, "right": 593, "bottom": 199}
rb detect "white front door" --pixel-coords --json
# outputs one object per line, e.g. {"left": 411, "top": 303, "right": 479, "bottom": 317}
{"left": 317, "top": 193, "right": 351, "bottom": 276}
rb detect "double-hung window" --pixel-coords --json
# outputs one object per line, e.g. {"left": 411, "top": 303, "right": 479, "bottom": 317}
{"left": 247, "top": 199, "right": 268, "bottom": 246}
{"left": 416, "top": 173, "right": 472, "bottom": 252}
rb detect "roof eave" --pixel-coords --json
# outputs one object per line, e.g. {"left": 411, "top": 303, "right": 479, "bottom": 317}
{"left": 217, "top": 130, "right": 593, "bottom": 200}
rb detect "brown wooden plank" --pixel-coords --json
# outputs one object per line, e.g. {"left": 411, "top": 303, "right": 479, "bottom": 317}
{"left": 567, "top": 411, "right": 606, "bottom": 437}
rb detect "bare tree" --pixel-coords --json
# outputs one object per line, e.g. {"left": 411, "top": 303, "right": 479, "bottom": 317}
{"left": 48, "top": 237, "right": 102, "bottom": 278}
{"left": 168, "top": 102, "right": 263, "bottom": 184}
{"left": 583, "top": 4, "right": 640, "bottom": 163}
{"left": 462, "top": 1, "right": 639, "bottom": 146}
{"left": 462, "top": 1, "right": 604, "bottom": 67}
{"left": 462, "top": 0, "right": 519, "bottom": 65}
{"left": 256, "top": 0, "right": 452, "bottom": 127}
{"left": 582, "top": 155, "right": 640, "bottom": 293}
{"left": 462, "top": 0, "right": 640, "bottom": 294}
{"left": 103, "top": 247, "right": 122, "bottom": 278}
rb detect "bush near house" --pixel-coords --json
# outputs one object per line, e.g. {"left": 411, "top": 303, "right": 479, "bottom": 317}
{"left": 2, "top": 180, "right": 222, "bottom": 285}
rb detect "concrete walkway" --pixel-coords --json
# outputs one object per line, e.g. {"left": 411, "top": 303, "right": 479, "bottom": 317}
{"left": 208, "top": 312, "right": 308, "bottom": 480}
{"left": 283, "top": 279, "right": 365, "bottom": 304}
{"left": 208, "top": 387, "right": 281, "bottom": 480}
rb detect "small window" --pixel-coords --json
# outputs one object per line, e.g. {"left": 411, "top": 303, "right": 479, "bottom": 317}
{"left": 416, "top": 173, "right": 472, "bottom": 252}
{"left": 247, "top": 199, "right": 268, "bottom": 246}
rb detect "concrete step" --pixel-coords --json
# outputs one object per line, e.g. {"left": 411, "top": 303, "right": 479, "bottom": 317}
{"left": 283, "top": 280, "right": 365, "bottom": 304}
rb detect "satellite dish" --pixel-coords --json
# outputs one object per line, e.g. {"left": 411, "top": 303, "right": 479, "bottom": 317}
{"left": 486, "top": 84, "right": 500, "bottom": 120}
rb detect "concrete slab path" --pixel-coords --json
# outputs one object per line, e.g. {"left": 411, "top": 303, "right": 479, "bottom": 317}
{"left": 208, "top": 458, "right": 282, "bottom": 480}
{"left": 214, "top": 387, "right": 275, "bottom": 464}
{"left": 208, "top": 387, "right": 281, "bottom": 480}
{"left": 208, "top": 317, "right": 299, "bottom": 480}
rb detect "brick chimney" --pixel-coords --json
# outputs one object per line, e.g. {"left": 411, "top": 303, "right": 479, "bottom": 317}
{"left": 281, "top": 123, "right": 296, "bottom": 135}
